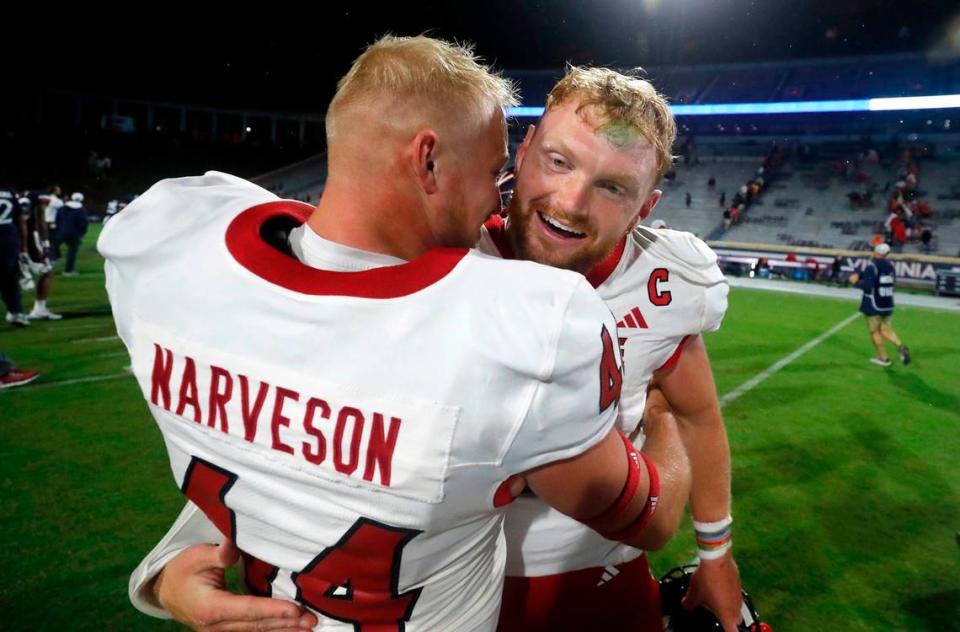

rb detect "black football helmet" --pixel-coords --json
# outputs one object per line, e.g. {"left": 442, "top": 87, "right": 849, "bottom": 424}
{"left": 659, "top": 564, "right": 773, "bottom": 632}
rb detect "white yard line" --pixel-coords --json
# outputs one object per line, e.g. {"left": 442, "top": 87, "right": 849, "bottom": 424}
{"left": 719, "top": 312, "right": 860, "bottom": 408}
{"left": 8, "top": 370, "right": 132, "bottom": 391}
{"left": 70, "top": 335, "right": 120, "bottom": 344}
{"left": 46, "top": 323, "right": 107, "bottom": 332}
{"left": 96, "top": 351, "right": 130, "bottom": 359}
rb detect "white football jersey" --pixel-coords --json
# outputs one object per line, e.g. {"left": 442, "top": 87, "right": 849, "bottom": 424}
{"left": 102, "top": 172, "right": 623, "bottom": 631}
{"left": 43, "top": 194, "right": 63, "bottom": 224}
{"left": 478, "top": 219, "right": 729, "bottom": 576}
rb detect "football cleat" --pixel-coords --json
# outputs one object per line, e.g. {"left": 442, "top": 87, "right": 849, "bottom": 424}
{"left": 898, "top": 345, "right": 911, "bottom": 366}
{"left": 6, "top": 312, "right": 30, "bottom": 327}
{"left": 660, "top": 565, "right": 773, "bottom": 632}
{"left": 28, "top": 306, "right": 62, "bottom": 320}
{"left": 0, "top": 368, "right": 41, "bottom": 389}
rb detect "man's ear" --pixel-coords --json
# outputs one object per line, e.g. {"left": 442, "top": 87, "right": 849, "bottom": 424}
{"left": 632, "top": 189, "right": 662, "bottom": 229}
{"left": 514, "top": 124, "right": 537, "bottom": 173}
{"left": 413, "top": 129, "right": 440, "bottom": 194}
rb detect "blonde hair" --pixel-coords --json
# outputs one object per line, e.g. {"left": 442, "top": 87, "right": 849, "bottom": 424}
{"left": 326, "top": 35, "right": 518, "bottom": 139}
{"left": 547, "top": 66, "right": 676, "bottom": 181}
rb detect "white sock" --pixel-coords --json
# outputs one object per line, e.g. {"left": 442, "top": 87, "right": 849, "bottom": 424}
{"left": 36, "top": 300, "right": 47, "bottom": 311}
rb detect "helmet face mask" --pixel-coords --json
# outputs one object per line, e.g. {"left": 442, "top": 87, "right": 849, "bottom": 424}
{"left": 659, "top": 565, "right": 772, "bottom": 632}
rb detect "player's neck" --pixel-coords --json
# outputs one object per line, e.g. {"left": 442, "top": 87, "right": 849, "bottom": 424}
{"left": 308, "top": 179, "right": 434, "bottom": 262}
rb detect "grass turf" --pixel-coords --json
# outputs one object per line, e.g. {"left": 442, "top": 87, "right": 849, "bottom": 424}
{"left": 2, "top": 224, "right": 958, "bottom": 630}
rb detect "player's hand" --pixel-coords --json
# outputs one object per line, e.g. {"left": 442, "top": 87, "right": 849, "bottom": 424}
{"left": 681, "top": 552, "right": 742, "bottom": 632}
{"left": 848, "top": 272, "right": 860, "bottom": 285}
{"left": 154, "top": 539, "right": 317, "bottom": 632}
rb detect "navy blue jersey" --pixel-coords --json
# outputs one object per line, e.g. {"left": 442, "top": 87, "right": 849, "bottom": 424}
{"left": 857, "top": 258, "right": 895, "bottom": 315}
{"left": 0, "top": 188, "right": 23, "bottom": 250}
{"left": 24, "top": 192, "right": 42, "bottom": 232}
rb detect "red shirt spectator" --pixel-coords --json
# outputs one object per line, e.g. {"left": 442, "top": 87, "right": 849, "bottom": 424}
{"left": 891, "top": 217, "right": 908, "bottom": 244}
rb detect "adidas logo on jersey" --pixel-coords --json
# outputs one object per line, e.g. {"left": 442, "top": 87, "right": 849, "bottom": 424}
{"left": 616, "top": 306, "right": 648, "bottom": 351}
{"left": 596, "top": 565, "right": 621, "bottom": 587}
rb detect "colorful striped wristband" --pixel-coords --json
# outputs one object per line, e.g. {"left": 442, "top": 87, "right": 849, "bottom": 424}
{"left": 694, "top": 515, "right": 733, "bottom": 560}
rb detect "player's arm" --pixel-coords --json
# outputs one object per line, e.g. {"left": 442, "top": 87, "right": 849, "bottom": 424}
{"left": 849, "top": 263, "right": 875, "bottom": 289}
{"left": 523, "top": 425, "right": 671, "bottom": 551}
{"left": 505, "top": 277, "right": 670, "bottom": 551}
{"left": 33, "top": 204, "right": 49, "bottom": 242}
{"left": 129, "top": 502, "right": 314, "bottom": 631}
{"left": 654, "top": 335, "right": 730, "bottom": 532}
{"left": 653, "top": 335, "right": 742, "bottom": 632}
{"left": 130, "top": 501, "right": 224, "bottom": 617}
{"left": 16, "top": 207, "right": 28, "bottom": 254}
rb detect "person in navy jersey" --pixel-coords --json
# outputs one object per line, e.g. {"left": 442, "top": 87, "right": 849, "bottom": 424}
{"left": 0, "top": 187, "right": 30, "bottom": 326}
{"left": 849, "top": 242, "right": 910, "bottom": 367}
{"left": 57, "top": 192, "right": 89, "bottom": 276}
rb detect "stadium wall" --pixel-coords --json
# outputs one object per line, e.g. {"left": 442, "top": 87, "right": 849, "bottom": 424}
{"left": 710, "top": 240, "right": 960, "bottom": 289}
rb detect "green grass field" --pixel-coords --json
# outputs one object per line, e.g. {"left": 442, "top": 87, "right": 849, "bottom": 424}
{"left": 2, "top": 225, "right": 959, "bottom": 631}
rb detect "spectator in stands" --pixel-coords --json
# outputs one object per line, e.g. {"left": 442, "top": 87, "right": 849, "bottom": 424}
{"left": 685, "top": 191, "right": 691, "bottom": 208}
{"left": 848, "top": 243, "right": 910, "bottom": 367}
{"left": 723, "top": 207, "right": 732, "bottom": 230}
{"left": 57, "top": 193, "right": 89, "bottom": 276}
{"left": 650, "top": 219, "right": 668, "bottom": 230}
{"left": 885, "top": 211, "right": 907, "bottom": 252}
{"left": 732, "top": 187, "right": 746, "bottom": 209}
{"left": 785, "top": 252, "right": 798, "bottom": 263}
{"left": 719, "top": 191, "right": 726, "bottom": 208}
{"left": 919, "top": 224, "right": 933, "bottom": 253}
{"left": 900, "top": 201, "right": 914, "bottom": 227}
{"left": 891, "top": 219, "right": 907, "bottom": 252}
{"left": 707, "top": 175, "right": 716, "bottom": 188}
{"left": 0, "top": 352, "right": 40, "bottom": 389}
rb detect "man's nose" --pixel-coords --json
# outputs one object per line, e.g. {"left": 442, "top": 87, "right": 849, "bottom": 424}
{"left": 554, "top": 174, "right": 590, "bottom": 219}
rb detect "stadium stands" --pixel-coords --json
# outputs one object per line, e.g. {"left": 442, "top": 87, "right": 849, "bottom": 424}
{"left": 650, "top": 158, "right": 759, "bottom": 237}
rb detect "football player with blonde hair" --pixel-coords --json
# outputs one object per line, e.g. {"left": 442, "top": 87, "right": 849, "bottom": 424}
{"left": 112, "top": 39, "right": 683, "bottom": 632}
{"left": 484, "top": 65, "right": 743, "bottom": 632}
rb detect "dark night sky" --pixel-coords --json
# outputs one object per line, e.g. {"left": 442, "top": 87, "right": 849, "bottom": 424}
{"left": 9, "top": 0, "right": 960, "bottom": 112}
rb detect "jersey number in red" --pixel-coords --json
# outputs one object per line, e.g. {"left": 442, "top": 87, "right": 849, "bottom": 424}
{"left": 181, "top": 457, "right": 422, "bottom": 631}
{"left": 599, "top": 325, "right": 623, "bottom": 413}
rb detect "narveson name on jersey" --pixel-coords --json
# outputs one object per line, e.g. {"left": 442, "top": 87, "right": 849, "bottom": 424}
{"left": 148, "top": 343, "right": 402, "bottom": 489}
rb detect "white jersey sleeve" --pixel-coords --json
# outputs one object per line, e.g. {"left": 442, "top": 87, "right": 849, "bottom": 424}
{"left": 129, "top": 502, "right": 222, "bottom": 618}
{"left": 98, "top": 170, "right": 275, "bottom": 265}
{"left": 700, "top": 279, "right": 728, "bottom": 333}
{"left": 98, "top": 171, "right": 276, "bottom": 346}
{"left": 501, "top": 276, "right": 621, "bottom": 475}
{"left": 634, "top": 226, "right": 726, "bottom": 289}
{"left": 645, "top": 227, "right": 729, "bottom": 334}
